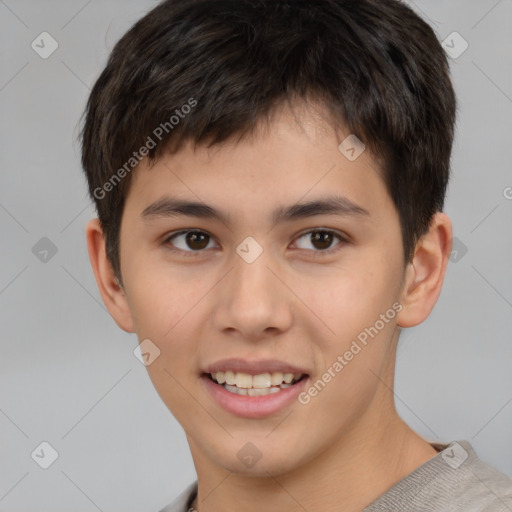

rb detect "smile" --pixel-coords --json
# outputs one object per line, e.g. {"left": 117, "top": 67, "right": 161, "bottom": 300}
{"left": 209, "top": 371, "right": 306, "bottom": 396}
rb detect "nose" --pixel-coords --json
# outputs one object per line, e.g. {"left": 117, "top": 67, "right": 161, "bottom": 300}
{"left": 211, "top": 246, "right": 294, "bottom": 341}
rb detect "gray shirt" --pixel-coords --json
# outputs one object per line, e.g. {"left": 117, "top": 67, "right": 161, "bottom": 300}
{"left": 158, "top": 440, "right": 512, "bottom": 512}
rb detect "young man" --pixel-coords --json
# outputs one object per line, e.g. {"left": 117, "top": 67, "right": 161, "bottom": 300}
{"left": 80, "top": 0, "right": 512, "bottom": 510}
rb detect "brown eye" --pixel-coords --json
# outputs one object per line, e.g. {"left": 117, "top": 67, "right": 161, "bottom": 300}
{"left": 310, "top": 231, "right": 334, "bottom": 250}
{"left": 294, "top": 230, "right": 345, "bottom": 254}
{"left": 185, "top": 231, "right": 210, "bottom": 250}
{"left": 165, "top": 230, "right": 215, "bottom": 252}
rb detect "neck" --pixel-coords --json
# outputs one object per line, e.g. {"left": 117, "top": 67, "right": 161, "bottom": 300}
{"left": 187, "top": 387, "right": 438, "bottom": 512}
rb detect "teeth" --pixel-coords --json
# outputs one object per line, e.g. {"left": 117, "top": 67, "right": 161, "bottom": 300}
{"left": 224, "top": 371, "right": 236, "bottom": 385}
{"left": 214, "top": 371, "right": 226, "bottom": 384}
{"left": 247, "top": 387, "right": 281, "bottom": 396}
{"left": 224, "top": 384, "right": 248, "bottom": 396}
{"left": 270, "top": 372, "right": 284, "bottom": 386}
{"left": 224, "top": 384, "right": 283, "bottom": 396}
{"left": 252, "top": 373, "right": 271, "bottom": 388}
{"left": 236, "top": 372, "right": 253, "bottom": 389}
{"left": 210, "top": 371, "right": 304, "bottom": 389}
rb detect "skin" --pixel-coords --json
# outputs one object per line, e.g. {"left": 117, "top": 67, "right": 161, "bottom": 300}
{"left": 86, "top": 101, "right": 453, "bottom": 512}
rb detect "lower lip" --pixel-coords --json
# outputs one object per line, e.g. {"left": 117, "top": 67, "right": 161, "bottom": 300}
{"left": 201, "top": 374, "right": 309, "bottom": 419}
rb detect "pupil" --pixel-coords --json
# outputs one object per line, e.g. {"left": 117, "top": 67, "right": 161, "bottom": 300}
{"left": 183, "top": 231, "right": 333, "bottom": 251}
{"left": 187, "top": 231, "right": 209, "bottom": 250}
{"left": 312, "top": 231, "right": 332, "bottom": 250}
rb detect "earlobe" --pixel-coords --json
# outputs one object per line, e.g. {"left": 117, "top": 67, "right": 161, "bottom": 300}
{"left": 396, "top": 212, "right": 453, "bottom": 328}
{"left": 85, "top": 218, "right": 135, "bottom": 333}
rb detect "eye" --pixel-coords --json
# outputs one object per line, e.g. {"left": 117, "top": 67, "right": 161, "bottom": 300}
{"left": 293, "top": 229, "right": 346, "bottom": 255}
{"left": 163, "top": 228, "right": 347, "bottom": 257}
{"left": 164, "top": 230, "right": 217, "bottom": 255}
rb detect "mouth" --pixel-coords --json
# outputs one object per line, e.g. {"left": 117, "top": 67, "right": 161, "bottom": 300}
{"left": 203, "top": 371, "right": 308, "bottom": 397}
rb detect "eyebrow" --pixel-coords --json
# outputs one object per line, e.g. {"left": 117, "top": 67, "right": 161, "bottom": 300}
{"left": 140, "top": 195, "right": 370, "bottom": 226}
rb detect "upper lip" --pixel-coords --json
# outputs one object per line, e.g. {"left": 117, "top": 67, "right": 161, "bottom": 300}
{"left": 203, "top": 358, "right": 310, "bottom": 376}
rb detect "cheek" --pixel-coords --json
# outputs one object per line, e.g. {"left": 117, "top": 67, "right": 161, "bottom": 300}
{"left": 296, "top": 259, "right": 396, "bottom": 342}
{"left": 126, "top": 263, "right": 202, "bottom": 337}
{"left": 144, "top": 356, "right": 203, "bottom": 434}
{"left": 294, "top": 257, "right": 400, "bottom": 405}
{"left": 134, "top": 278, "right": 206, "bottom": 418}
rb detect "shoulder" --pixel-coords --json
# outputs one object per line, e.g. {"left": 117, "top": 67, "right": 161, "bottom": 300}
{"left": 364, "top": 440, "right": 512, "bottom": 512}
{"left": 465, "top": 442, "right": 512, "bottom": 511}
{"left": 157, "top": 480, "right": 198, "bottom": 512}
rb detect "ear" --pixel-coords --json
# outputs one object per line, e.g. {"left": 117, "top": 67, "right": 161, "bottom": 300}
{"left": 85, "top": 218, "right": 135, "bottom": 333}
{"left": 396, "top": 212, "right": 453, "bottom": 328}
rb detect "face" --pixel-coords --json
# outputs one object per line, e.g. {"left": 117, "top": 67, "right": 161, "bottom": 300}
{"left": 116, "top": 103, "right": 411, "bottom": 477}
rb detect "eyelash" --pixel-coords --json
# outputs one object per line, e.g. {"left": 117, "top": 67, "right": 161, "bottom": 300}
{"left": 162, "top": 229, "right": 348, "bottom": 258}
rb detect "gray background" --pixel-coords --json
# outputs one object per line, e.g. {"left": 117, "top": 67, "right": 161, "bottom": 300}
{"left": 0, "top": 0, "right": 511, "bottom": 510}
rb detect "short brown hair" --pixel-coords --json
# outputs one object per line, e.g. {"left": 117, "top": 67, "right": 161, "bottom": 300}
{"left": 80, "top": 0, "right": 457, "bottom": 285}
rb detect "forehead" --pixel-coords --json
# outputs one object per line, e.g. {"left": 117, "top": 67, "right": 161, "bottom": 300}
{"left": 124, "top": 103, "right": 393, "bottom": 227}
